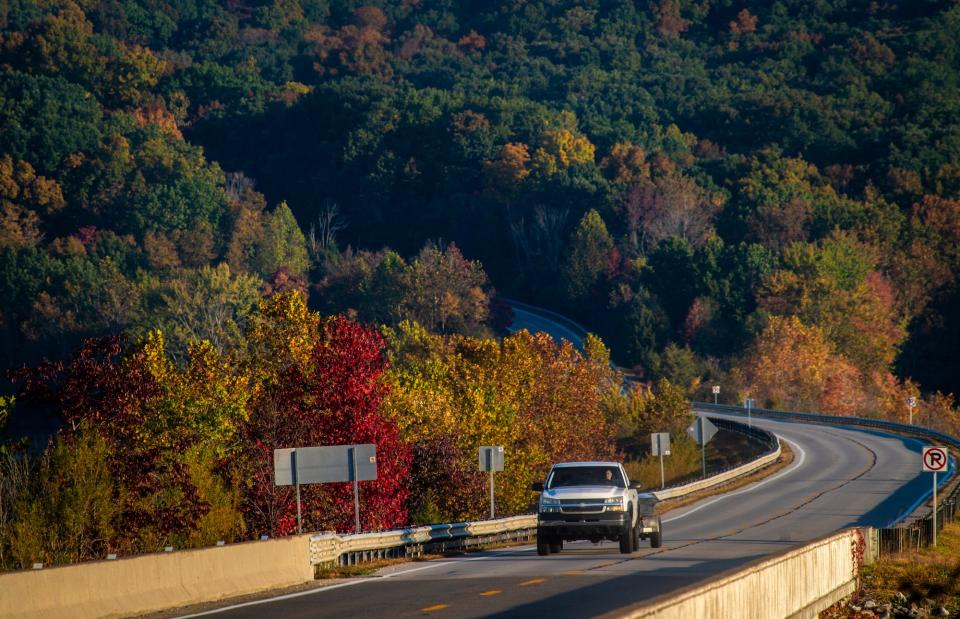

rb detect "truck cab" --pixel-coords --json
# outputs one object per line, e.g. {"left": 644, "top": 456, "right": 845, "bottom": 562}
{"left": 531, "top": 461, "right": 662, "bottom": 555}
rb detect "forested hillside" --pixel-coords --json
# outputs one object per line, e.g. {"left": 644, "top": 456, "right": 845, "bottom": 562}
{"left": 2, "top": 0, "right": 960, "bottom": 567}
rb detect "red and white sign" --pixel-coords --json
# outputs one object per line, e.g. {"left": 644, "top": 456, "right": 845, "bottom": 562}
{"left": 922, "top": 446, "right": 949, "bottom": 472}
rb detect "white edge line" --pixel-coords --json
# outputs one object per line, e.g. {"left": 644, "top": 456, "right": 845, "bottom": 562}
{"left": 173, "top": 545, "right": 536, "bottom": 618}
{"left": 662, "top": 437, "right": 807, "bottom": 524}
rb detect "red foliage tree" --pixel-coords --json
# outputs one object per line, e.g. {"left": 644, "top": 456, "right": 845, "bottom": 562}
{"left": 243, "top": 313, "right": 411, "bottom": 536}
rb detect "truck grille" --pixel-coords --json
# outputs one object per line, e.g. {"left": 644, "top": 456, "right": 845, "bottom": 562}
{"left": 559, "top": 499, "right": 606, "bottom": 514}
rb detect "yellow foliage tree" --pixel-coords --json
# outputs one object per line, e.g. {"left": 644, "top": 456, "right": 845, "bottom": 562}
{"left": 383, "top": 322, "right": 617, "bottom": 520}
{"left": 532, "top": 129, "right": 596, "bottom": 175}
{"left": 483, "top": 142, "right": 531, "bottom": 189}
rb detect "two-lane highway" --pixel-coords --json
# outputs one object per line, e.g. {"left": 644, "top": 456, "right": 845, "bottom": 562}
{"left": 178, "top": 414, "right": 928, "bottom": 618}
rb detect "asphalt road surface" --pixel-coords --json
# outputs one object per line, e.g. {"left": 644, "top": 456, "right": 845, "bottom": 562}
{"left": 176, "top": 414, "right": 930, "bottom": 619}
{"left": 507, "top": 305, "right": 586, "bottom": 352}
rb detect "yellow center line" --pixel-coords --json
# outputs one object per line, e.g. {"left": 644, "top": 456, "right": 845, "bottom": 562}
{"left": 421, "top": 604, "right": 448, "bottom": 612}
{"left": 479, "top": 590, "right": 502, "bottom": 596}
{"left": 518, "top": 578, "right": 546, "bottom": 587}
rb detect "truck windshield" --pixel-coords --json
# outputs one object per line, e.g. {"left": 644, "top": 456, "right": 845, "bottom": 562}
{"left": 546, "top": 466, "right": 625, "bottom": 489}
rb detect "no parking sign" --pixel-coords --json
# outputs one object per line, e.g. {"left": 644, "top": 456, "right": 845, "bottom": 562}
{"left": 921, "top": 445, "right": 949, "bottom": 548}
{"left": 922, "top": 446, "right": 948, "bottom": 472}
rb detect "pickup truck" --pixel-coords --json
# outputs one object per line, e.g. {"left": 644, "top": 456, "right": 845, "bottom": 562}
{"left": 531, "top": 461, "right": 661, "bottom": 555}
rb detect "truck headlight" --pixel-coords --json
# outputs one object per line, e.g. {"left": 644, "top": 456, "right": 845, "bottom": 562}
{"left": 604, "top": 498, "right": 625, "bottom": 512}
{"left": 540, "top": 500, "right": 561, "bottom": 514}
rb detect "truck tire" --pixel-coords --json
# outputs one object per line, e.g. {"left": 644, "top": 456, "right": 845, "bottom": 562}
{"left": 619, "top": 512, "right": 634, "bottom": 554}
{"left": 650, "top": 516, "right": 663, "bottom": 548}
{"left": 537, "top": 529, "right": 551, "bottom": 556}
{"left": 549, "top": 540, "right": 562, "bottom": 553}
{"left": 631, "top": 520, "right": 640, "bottom": 552}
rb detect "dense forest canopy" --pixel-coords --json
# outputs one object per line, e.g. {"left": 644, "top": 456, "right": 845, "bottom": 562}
{"left": 2, "top": 0, "right": 960, "bottom": 566}
{"left": 2, "top": 0, "right": 959, "bottom": 396}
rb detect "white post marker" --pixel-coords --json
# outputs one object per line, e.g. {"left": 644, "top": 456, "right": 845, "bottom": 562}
{"left": 922, "top": 446, "right": 948, "bottom": 547}
{"left": 687, "top": 417, "right": 717, "bottom": 479}
{"left": 907, "top": 396, "right": 918, "bottom": 425}
{"left": 744, "top": 398, "right": 755, "bottom": 428}
{"left": 712, "top": 385, "right": 720, "bottom": 404}
{"left": 651, "top": 432, "right": 671, "bottom": 489}
{"left": 479, "top": 446, "right": 505, "bottom": 519}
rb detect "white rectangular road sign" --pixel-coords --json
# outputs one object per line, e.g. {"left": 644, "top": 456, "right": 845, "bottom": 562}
{"left": 479, "top": 446, "right": 505, "bottom": 472}
{"left": 923, "top": 446, "right": 949, "bottom": 472}
{"left": 651, "top": 432, "right": 671, "bottom": 456}
{"left": 274, "top": 444, "right": 377, "bottom": 486}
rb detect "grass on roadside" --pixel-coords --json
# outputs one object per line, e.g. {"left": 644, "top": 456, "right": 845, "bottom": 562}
{"left": 315, "top": 557, "right": 413, "bottom": 579}
{"left": 854, "top": 521, "right": 960, "bottom": 615}
{"left": 623, "top": 435, "right": 704, "bottom": 490}
{"left": 653, "top": 440, "right": 794, "bottom": 515}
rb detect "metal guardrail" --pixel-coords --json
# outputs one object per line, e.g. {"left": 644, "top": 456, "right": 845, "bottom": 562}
{"left": 694, "top": 402, "right": 960, "bottom": 451}
{"left": 310, "top": 417, "right": 782, "bottom": 567}
{"left": 872, "top": 497, "right": 959, "bottom": 555}
{"left": 652, "top": 439, "right": 782, "bottom": 501}
{"left": 310, "top": 515, "right": 537, "bottom": 567}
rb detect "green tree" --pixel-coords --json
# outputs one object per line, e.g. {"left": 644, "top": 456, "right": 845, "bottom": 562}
{"left": 255, "top": 201, "right": 310, "bottom": 279}
{"left": 0, "top": 71, "right": 103, "bottom": 174}
{"left": 10, "top": 428, "right": 120, "bottom": 568}
{"left": 150, "top": 263, "right": 263, "bottom": 358}
{"left": 562, "top": 209, "right": 613, "bottom": 302}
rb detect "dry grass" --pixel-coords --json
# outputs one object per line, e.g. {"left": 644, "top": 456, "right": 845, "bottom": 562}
{"left": 853, "top": 521, "right": 960, "bottom": 614}
{"left": 315, "top": 556, "right": 414, "bottom": 579}
{"left": 623, "top": 435, "right": 704, "bottom": 490}
{"left": 652, "top": 440, "right": 795, "bottom": 514}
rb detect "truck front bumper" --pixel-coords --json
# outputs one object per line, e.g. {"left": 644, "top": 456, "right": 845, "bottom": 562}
{"left": 537, "top": 512, "right": 629, "bottom": 539}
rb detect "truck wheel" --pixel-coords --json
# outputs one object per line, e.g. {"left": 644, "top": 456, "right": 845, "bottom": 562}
{"left": 549, "top": 540, "right": 562, "bottom": 553}
{"left": 619, "top": 511, "right": 634, "bottom": 554}
{"left": 650, "top": 516, "right": 663, "bottom": 549}
{"left": 631, "top": 520, "right": 640, "bottom": 552}
{"left": 537, "top": 529, "right": 551, "bottom": 556}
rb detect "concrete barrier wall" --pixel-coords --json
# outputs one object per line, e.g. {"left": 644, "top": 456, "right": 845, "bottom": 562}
{"left": 607, "top": 529, "right": 862, "bottom": 619}
{"left": 0, "top": 534, "right": 313, "bottom": 619}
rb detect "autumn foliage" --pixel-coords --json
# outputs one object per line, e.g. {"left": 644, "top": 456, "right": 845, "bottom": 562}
{"left": 4, "top": 291, "right": 620, "bottom": 568}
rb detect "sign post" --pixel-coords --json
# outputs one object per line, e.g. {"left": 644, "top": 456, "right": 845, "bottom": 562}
{"left": 275, "top": 444, "right": 377, "bottom": 535}
{"left": 479, "top": 446, "right": 505, "bottom": 519}
{"left": 293, "top": 450, "right": 302, "bottom": 534}
{"left": 922, "top": 446, "right": 948, "bottom": 547}
{"left": 907, "top": 396, "right": 918, "bottom": 425}
{"left": 349, "top": 447, "right": 360, "bottom": 534}
{"left": 651, "top": 432, "right": 671, "bottom": 489}
{"left": 744, "top": 398, "right": 755, "bottom": 428}
{"left": 687, "top": 416, "right": 718, "bottom": 478}
{"left": 712, "top": 385, "right": 720, "bottom": 404}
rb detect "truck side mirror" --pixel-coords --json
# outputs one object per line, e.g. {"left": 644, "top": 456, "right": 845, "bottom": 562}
{"left": 530, "top": 482, "right": 544, "bottom": 492}
{"left": 629, "top": 481, "right": 642, "bottom": 490}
